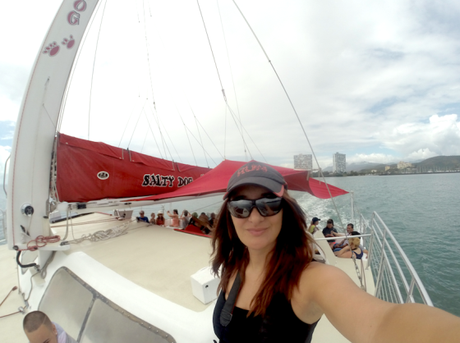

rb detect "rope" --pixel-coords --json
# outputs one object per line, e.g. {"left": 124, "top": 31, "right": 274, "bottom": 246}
{"left": 67, "top": 222, "right": 131, "bottom": 244}
{"left": 88, "top": 0, "right": 110, "bottom": 140}
{"left": 231, "top": 0, "right": 346, "bottom": 230}
{"left": 196, "top": 0, "right": 252, "bottom": 158}
{"left": 18, "top": 235, "right": 61, "bottom": 252}
{"left": 0, "top": 286, "right": 17, "bottom": 308}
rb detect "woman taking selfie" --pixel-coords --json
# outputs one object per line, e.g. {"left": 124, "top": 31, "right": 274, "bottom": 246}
{"left": 211, "top": 161, "right": 460, "bottom": 343}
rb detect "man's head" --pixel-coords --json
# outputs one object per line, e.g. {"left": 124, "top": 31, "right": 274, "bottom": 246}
{"left": 347, "top": 223, "right": 354, "bottom": 233}
{"left": 139, "top": 211, "right": 145, "bottom": 217}
{"left": 23, "top": 311, "right": 58, "bottom": 343}
{"left": 326, "top": 219, "right": 334, "bottom": 227}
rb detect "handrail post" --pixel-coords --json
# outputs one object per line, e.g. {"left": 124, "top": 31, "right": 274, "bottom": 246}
{"left": 375, "top": 229, "right": 388, "bottom": 297}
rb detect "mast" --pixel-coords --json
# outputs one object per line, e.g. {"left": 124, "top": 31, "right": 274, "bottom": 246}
{"left": 6, "top": 0, "right": 101, "bottom": 250}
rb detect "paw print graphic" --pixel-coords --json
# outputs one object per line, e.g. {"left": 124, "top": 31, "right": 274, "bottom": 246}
{"left": 62, "top": 35, "right": 75, "bottom": 49}
{"left": 43, "top": 42, "right": 60, "bottom": 56}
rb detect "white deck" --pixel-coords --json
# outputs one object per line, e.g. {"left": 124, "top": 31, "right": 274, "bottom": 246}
{"left": 0, "top": 244, "right": 25, "bottom": 342}
{"left": 52, "top": 213, "right": 214, "bottom": 312}
{"left": 1, "top": 213, "right": 376, "bottom": 342}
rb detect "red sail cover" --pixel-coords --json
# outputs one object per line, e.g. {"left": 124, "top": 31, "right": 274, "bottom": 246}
{"left": 134, "top": 160, "right": 348, "bottom": 201}
{"left": 56, "top": 134, "right": 211, "bottom": 202}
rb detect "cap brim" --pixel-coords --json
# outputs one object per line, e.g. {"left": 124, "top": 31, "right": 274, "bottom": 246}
{"left": 224, "top": 178, "right": 285, "bottom": 199}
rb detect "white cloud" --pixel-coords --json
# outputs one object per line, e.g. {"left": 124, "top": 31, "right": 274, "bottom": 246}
{"left": 380, "top": 114, "right": 460, "bottom": 158}
{"left": 2, "top": 0, "right": 460, "bottom": 170}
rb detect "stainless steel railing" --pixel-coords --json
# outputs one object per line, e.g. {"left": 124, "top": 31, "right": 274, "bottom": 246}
{"left": 359, "top": 212, "right": 433, "bottom": 306}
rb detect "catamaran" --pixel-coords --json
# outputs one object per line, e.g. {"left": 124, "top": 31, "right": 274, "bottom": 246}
{"left": 1, "top": 1, "right": 432, "bottom": 342}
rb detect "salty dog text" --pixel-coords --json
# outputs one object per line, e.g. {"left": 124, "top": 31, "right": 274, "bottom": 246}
{"left": 142, "top": 175, "right": 193, "bottom": 188}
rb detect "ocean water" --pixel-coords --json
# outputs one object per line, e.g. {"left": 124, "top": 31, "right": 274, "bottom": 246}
{"left": 1, "top": 173, "right": 459, "bottom": 316}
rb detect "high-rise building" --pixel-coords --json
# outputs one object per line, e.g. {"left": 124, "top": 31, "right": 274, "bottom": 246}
{"left": 294, "top": 154, "right": 312, "bottom": 170}
{"left": 333, "top": 152, "right": 346, "bottom": 173}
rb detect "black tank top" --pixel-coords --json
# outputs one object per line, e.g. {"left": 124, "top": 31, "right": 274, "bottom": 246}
{"left": 213, "top": 289, "right": 319, "bottom": 343}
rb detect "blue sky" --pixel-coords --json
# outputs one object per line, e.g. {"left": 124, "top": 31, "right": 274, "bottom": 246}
{"left": 1, "top": 0, "right": 460, "bottom": 173}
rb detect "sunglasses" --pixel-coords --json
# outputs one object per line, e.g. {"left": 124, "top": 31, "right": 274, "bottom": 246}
{"left": 227, "top": 197, "right": 283, "bottom": 218}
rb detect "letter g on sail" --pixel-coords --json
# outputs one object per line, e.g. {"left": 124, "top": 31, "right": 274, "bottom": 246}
{"left": 68, "top": 0, "right": 88, "bottom": 25}
{"left": 68, "top": 11, "right": 81, "bottom": 25}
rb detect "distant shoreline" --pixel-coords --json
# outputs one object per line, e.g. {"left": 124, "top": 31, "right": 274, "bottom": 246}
{"left": 318, "top": 170, "right": 460, "bottom": 177}
{"left": 378, "top": 171, "right": 460, "bottom": 176}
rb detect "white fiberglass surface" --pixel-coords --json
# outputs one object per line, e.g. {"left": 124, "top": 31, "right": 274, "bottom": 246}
{"left": 80, "top": 299, "right": 173, "bottom": 343}
{"left": 40, "top": 267, "right": 176, "bottom": 342}
{"left": 39, "top": 268, "right": 93, "bottom": 340}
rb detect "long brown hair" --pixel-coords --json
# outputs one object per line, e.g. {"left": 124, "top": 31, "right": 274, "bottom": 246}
{"left": 211, "top": 190, "right": 315, "bottom": 316}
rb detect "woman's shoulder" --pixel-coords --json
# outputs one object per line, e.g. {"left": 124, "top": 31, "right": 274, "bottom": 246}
{"left": 299, "top": 261, "right": 348, "bottom": 288}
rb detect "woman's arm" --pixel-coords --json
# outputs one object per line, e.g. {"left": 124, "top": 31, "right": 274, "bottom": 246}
{"left": 297, "top": 263, "right": 460, "bottom": 343}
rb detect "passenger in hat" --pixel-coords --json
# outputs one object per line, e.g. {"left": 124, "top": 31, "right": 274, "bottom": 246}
{"left": 308, "top": 217, "right": 321, "bottom": 234}
{"left": 211, "top": 160, "right": 460, "bottom": 342}
{"left": 322, "top": 218, "right": 339, "bottom": 248}
{"left": 156, "top": 211, "right": 165, "bottom": 226}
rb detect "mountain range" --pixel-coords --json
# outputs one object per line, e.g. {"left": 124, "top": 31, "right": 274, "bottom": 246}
{"left": 323, "top": 156, "right": 460, "bottom": 172}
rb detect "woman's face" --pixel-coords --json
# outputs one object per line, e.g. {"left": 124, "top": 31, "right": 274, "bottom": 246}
{"left": 229, "top": 185, "right": 283, "bottom": 253}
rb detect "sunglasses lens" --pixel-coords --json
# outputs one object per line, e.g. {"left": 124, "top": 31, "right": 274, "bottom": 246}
{"left": 228, "top": 198, "right": 283, "bottom": 218}
{"left": 255, "top": 198, "right": 282, "bottom": 216}
{"left": 227, "top": 199, "right": 253, "bottom": 218}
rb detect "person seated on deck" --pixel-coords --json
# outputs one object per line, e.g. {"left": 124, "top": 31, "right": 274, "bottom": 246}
{"left": 209, "top": 212, "right": 217, "bottom": 228}
{"left": 333, "top": 223, "right": 354, "bottom": 251}
{"left": 156, "top": 211, "right": 165, "bottom": 226}
{"left": 189, "top": 212, "right": 212, "bottom": 234}
{"left": 167, "top": 209, "right": 180, "bottom": 227}
{"left": 149, "top": 212, "right": 156, "bottom": 224}
{"left": 322, "top": 218, "right": 339, "bottom": 247}
{"left": 23, "top": 310, "right": 77, "bottom": 343}
{"left": 136, "top": 211, "right": 149, "bottom": 223}
{"left": 180, "top": 210, "right": 192, "bottom": 229}
{"left": 335, "top": 237, "right": 364, "bottom": 259}
{"left": 199, "top": 212, "right": 212, "bottom": 234}
{"left": 308, "top": 217, "right": 321, "bottom": 234}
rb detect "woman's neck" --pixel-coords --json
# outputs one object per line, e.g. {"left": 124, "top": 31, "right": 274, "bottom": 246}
{"left": 247, "top": 247, "right": 272, "bottom": 275}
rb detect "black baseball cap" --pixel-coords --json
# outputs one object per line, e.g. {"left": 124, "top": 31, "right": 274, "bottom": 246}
{"left": 224, "top": 161, "right": 287, "bottom": 199}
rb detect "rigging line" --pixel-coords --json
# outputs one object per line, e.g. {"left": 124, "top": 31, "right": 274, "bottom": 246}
{"left": 177, "top": 110, "right": 198, "bottom": 166}
{"left": 241, "top": 124, "right": 267, "bottom": 163}
{"left": 216, "top": 0, "right": 243, "bottom": 137}
{"left": 142, "top": 0, "right": 157, "bottom": 108}
{"left": 58, "top": 0, "right": 105, "bottom": 133}
{"left": 232, "top": 0, "right": 346, "bottom": 230}
{"left": 118, "top": 95, "right": 144, "bottom": 148}
{"left": 141, "top": 128, "right": 148, "bottom": 153}
{"left": 181, "top": 125, "right": 219, "bottom": 166}
{"left": 193, "top": 116, "right": 225, "bottom": 161}
{"left": 127, "top": 100, "right": 148, "bottom": 148}
{"left": 196, "top": 0, "right": 225, "bottom": 100}
{"left": 224, "top": 103, "right": 227, "bottom": 159}
{"left": 223, "top": 102, "right": 253, "bottom": 158}
{"left": 146, "top": 101, "right": 175, "bottom": 161}
{"left": 196, "top": 0, "right": 252, "bottom": 158}
{"left": 146, "top": 101, "right": 168, "bottom": 159}
{"left": 88, "top": 0, "right": 110, "bottom": 141}
{"left": 193, "top": 113, "right": 209, "bottom": 167}
{"left": 144, "top": 108, "right": 165, "bottom": 159}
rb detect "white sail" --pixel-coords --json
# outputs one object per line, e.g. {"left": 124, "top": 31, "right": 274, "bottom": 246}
{"left": 6, "top": 0, "right": 101, "bottom": 249}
